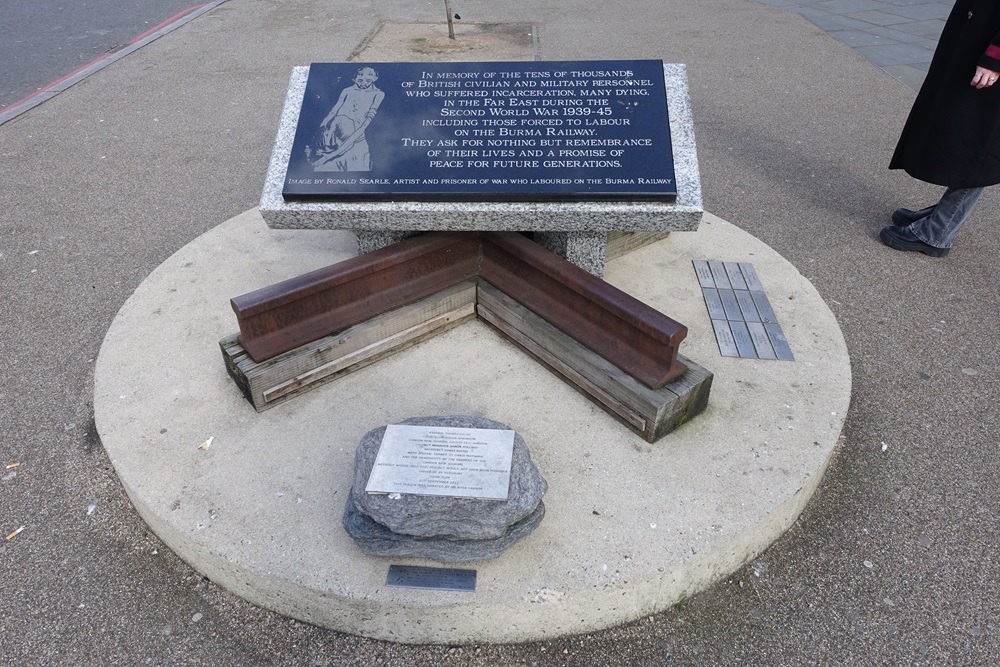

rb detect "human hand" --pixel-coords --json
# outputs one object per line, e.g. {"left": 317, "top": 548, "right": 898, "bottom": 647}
{"left": 971, "top": 66, "right": 1000, "bottom": 89}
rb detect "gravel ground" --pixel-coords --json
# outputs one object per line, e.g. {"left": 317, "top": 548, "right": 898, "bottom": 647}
{"left": 1, "top": 1, "right": 996, "bottom": 665}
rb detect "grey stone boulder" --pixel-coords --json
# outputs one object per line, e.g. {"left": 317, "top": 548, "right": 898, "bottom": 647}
{"left": 343, "top": 495, "right": 546, "bottom": 563}
{"left": 350, "top": 416, "right": 547, "bottom": 540}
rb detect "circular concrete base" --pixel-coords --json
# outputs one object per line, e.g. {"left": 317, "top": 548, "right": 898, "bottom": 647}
{"left": 94, "top": 211, "right": 850, "bottom": 644}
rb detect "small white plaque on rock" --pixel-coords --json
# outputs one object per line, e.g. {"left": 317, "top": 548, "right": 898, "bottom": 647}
{"left": 365, "top": 425, "right": 515, "bottom": 500}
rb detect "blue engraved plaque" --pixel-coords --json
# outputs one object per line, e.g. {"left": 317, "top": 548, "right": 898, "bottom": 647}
{"left": 282, "top": 60, "right": 677, "bottom": 202}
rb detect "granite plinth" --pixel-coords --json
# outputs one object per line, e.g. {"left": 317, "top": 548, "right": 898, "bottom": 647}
{"left": 259, "top": 63, "right": 703, "bottom": 276}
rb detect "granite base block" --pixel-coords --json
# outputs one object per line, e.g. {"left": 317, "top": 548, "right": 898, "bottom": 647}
{"left": 533, "top": 231, "right": 607, "bottom": 276}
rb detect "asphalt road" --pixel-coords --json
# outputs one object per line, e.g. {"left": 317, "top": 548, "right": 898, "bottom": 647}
{"left": 0, "top": 1, "right": 997, "bottom": 665}
{"left": 0, "top": 0, "right": 201, "bottom": 109}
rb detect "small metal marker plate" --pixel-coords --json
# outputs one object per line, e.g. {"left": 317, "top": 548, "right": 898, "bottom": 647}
{"left": 702, "top": 288, "right": 726, "bottom": 320}
{"left": 386, "top": 565, "right": 476, "bottom": 592}
{"left": 695, "top": 260, "right": 794, "bottom": 361}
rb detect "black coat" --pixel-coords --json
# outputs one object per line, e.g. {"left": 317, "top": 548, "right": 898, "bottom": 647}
{"left": 890, "top": 0, "right": 1000, "bottom": 188}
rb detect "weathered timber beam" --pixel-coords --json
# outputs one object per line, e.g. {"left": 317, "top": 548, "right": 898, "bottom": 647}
{"left": 480, "top": 232, "right": 687, "bottom": 387}
{"left": 230, "top": 231, "right": 687, "bottom": 387}
{"left": 232, "top": 233, "right": 480, "bottom": 361}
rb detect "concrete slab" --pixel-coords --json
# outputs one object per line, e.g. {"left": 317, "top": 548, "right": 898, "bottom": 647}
{"left": 94, "top": 209, "right": 850, "bottom": 644}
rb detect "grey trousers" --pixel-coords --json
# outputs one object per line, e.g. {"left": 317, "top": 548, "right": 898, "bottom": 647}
{"left": 897, "top": 186, "right": 984, "bottom": 249}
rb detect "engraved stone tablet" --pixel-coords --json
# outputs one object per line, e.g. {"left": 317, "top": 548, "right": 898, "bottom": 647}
{"left": 365, "top": 424, "right": 515, "bottom": 500}
{"left": 282, "top": 60, "right": 676, "bottom": 202}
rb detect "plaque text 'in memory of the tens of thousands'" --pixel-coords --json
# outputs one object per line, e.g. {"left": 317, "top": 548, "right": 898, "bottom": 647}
{"left": 282, "top": 59, "right": 676, "bottom": 202}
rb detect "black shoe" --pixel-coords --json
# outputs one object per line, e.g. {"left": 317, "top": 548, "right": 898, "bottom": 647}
{"left": 879, "top": 225, "right": 950, "bottom": 257}
{"left": 891, "top": 206, "right": 934, "bottom": 226}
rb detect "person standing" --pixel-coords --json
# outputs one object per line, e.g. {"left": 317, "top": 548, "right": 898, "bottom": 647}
{"left": 312, "top": 66, "right": 384, "bottom": 172}
{"left": 885, "top": 1, "right": 1000, "bottom": 257}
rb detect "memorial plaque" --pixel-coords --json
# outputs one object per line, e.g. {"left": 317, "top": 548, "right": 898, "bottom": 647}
{"left": 282, "top": 60, "right": 676, "bottom": 202}
{"left": 701, "top": 288, "right": 726, "bottom": 320}
{"left": 735, "top": 290, "right": 762, "bottom": 323}
{"left": 711, "top": 320, "right": 739, "bottom": 357}
{"left": 750, "top": 290, "right": 779, "bottom": 324}
{"left": 365, "top": 424, "right": 515, "bottom": 500}
{"left": 708, "top": 261, "right": 732, "bottom": 290}
{"left": 718, "top": 289, "right": 743, "bottom": 321}
{"left": 747, "top": 322, "right": 777, "bottom": 359}
{"left": 729, "top": 321, "right": 757, "bottom": 358}
{"left": 693, "top": 260, "right": 715, "bottom": 288}
{"left": 696, "top": 260, "right": 795, "bottom": 361}
{"left": 386, "top": 565, "right": 476, "bottom": 592}
{"left": 765, "top": 323, "right": 795, "bottom": 361}
{"left": 738, "top": 262, "right": 764, "bottom": 291}
{"left": 724, "top": 263, "right": 748, "bottom": 291}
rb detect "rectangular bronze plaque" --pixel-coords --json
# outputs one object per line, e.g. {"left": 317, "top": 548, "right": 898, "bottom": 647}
{"left": 386, "top": 565, "right": 476, "bottom": 591}
{"left": 701, "top": 288, "right": 726, "bottom": 320}
{"left": 729, "top": 321, "right": 757, "bottom": 358}
{"left": 365, "top": 424, "right": 515, "bottom": 500}
{"left": 711, "top": 320, "right": 740, "bottom": 357}
{"left": 693, "top": 260, "right": 715, "bottom": 288}
{"left": 695, "top": 260, "right": 794, "bottom": 360}
{"left": 718, "top": 289, "right": 743, "bottom": 321}
{"left": 747, "top": 322, "right": 777, "bottom": 359}
{"left": 735, "top": 290, "right": 761, "bottom": 322}
{"left": 708, "top": 261, "right": 732, "bottom": 289}
{"left": 765, "top": 323, "right": 795, "bottom": 361}
{"left": 282, "top": 60, "right": 677, "bottom": 202}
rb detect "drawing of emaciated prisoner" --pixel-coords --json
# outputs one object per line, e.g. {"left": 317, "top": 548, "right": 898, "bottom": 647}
{"left": 310, "top": 66, "right": 385, "bottom": 171}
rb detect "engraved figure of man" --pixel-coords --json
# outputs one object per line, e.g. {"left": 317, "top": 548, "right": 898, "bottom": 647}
{"left": 312, "top": 67, "right": 385, "bottom": 171}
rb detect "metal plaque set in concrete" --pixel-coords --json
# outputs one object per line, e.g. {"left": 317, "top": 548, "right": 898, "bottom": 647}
{"left": 693, "top": 260, "right": 794, "bottom": 361}
{"left": 282, "top": 60, "right": 676, "bottom": 202}
{"left": 386, "top": 564, "right": 477, "bottom": 592}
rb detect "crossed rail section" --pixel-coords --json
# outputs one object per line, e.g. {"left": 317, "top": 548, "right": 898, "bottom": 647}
{"left": 222, "top": 231, "right": 711, "bottom": 441}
